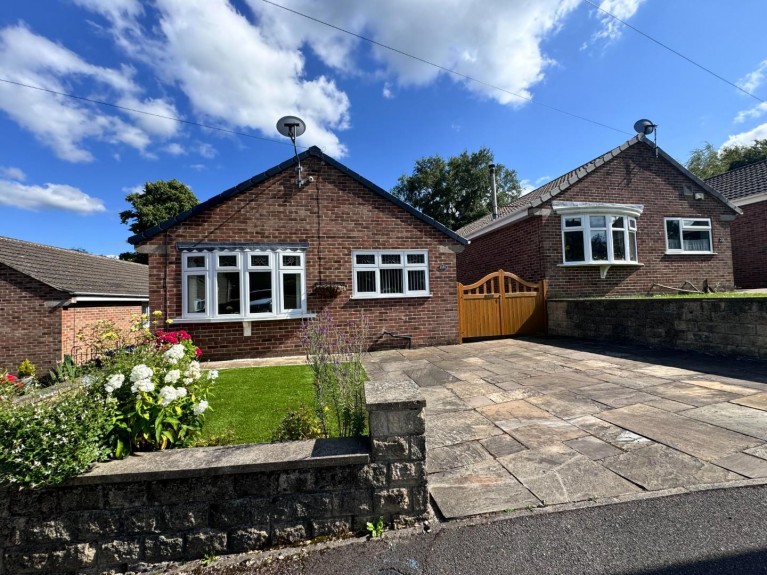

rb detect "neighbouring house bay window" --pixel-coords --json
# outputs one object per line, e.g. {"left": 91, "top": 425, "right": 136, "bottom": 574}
{"left": 180, "top": 246, "right": 306, "bottom": 320}
{"left": 553, "top": 201, "right": 643, "bottom": 265}
{"left": 664, "top": 218, "right": 713, "bottom": 254}
{"left": 352, "top": 250, "right": 429, "bottom": 298}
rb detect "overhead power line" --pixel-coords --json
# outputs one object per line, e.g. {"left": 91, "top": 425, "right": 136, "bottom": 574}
{"left": 583, "top": 0, "right": 764, "bottom": 104}
{"left": 0, "top": 76, "right": 302, "bottom": 148}
{"left": 260, "top": 0, "right": 631, "bottom": 135}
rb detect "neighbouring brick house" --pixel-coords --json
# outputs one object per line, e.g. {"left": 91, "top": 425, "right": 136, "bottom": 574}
{"left": 456, "top": 135, "right": 742, "bottom": 298}
{"left": 0, "top": 236, "right": 148, "bottom": 373}
{"left": 128, "top": 146, "right": 467, "bottom": 361}
{"left": 706, "top": 159, "right": 767, "bottom": 288}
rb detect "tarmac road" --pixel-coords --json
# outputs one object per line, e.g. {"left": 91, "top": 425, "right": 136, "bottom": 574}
{"left": 190, "top": 484, "right": 767, "bottom": 575}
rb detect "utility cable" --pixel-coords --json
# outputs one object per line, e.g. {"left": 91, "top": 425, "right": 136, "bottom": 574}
{"left": 0, "top": 76, "right": 305, "bottom": 149}
{"left": 260, "top": 0, "right": 632, "bottom": 135}
{"left": 583, "top": 0, "right": 764, "bottom": 103}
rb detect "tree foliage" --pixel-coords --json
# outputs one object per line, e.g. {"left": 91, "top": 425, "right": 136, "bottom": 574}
{"left": 687, "top": 139, "right": 767, "bottom": 180}
{"left": 390, "top": 148, "right": 522, "bottom": 231}
{"left": 119, "top": 179, "right": 198, "bottom": 262}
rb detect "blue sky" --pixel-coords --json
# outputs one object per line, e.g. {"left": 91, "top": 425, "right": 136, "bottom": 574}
{"left": 1, "top": 0, "right": 766, "bottom": 256}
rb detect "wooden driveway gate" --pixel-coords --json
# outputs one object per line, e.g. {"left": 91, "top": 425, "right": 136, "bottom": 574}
{"left": 457, "top": 270, "right": 548, "bottom": 341}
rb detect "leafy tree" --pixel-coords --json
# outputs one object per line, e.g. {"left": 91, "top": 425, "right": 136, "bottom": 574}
{"left": 391, "top": 147, "right": 522, "bottom": 231}
{"left": 119, "top": 179, "right": 198, "bottom": 263}
{"left": 687, "top": 139, "right": 767, "bottom": 180}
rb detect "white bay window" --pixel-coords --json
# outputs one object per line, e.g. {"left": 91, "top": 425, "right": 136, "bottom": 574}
{"left": 352, "top": 250, "right": 429, "bottom": 298}
{"left": 180, "top": 246, "right": 306, "bottom": 320}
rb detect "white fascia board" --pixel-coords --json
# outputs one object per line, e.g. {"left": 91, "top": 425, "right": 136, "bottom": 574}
{"left": 732, "top": 192, "right": 767, "bottom": 208}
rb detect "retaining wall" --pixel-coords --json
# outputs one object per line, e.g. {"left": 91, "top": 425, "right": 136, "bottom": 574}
{"left": 548, "top": 297, "right": 767, "bottom": 359}
{"left": 0, "top": 380, "right": 427, "bottom": 575}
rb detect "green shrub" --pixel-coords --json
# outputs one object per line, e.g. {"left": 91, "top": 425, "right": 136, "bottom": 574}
{"left": 272, "top": 404, "right": 322, "bottom": 442}
{"left": 0, "top": 386, "right": 113, "bottom": 487}
{"left": 17, "top": 359, "right": 35, "bottom": 378}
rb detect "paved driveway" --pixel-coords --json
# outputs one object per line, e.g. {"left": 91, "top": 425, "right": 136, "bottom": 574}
{"left": 363, "top": 337, "right": 767, "bottom": 520}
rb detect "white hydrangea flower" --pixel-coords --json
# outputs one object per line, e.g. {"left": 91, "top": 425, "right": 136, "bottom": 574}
{"left": 164, "top": 344, "right": 186, "bottom": 365}
{"left": 158, "top": 385, "right": 180, "bottom": 406}
{"left": 175, "top": 387, "right": 187, "bottom": 398}
{"left": 207, "top": 370, "right": 219, "bottom": 381}
{"left": 185, "top": 361, "right": 202, "bottom": 380}
{"left": 131, "top": 378, "right": 155, "bottom": 394}
{"left": 164, "top": 369, "right": 181, "bottom": 384}
{"left": 130, "top": 364, "right": 153, "bottom": 383}
{"left": 81, "top": 374, "right": 95, "bottom": 387}
{"left": 193, "top": 400, "right": 209, "bottom": 415}
{"left": 104, "top": 373, "right": 125, "bottom": 394}
{"left": 183, "top": 377, "right": 193, "bottom": 385}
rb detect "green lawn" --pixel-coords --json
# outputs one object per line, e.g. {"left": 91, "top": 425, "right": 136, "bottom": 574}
{"left": 199, "top": 365, "right": 315, "bottom": 445}
{"left": 606, "top": 292, "right": 767, "bottom": 299}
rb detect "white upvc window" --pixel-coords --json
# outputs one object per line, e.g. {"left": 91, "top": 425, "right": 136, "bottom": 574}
{"left": 352, "top": 250, "right": 429, "bottom": 298}
{"left": 560, "top": 214, "right": 639, "bottom": 264}
{"left": 181, "top": 249, "right": 306, "bottom": 320}
{"left": 664, "top": 218, "right": 713, "bottom": 254}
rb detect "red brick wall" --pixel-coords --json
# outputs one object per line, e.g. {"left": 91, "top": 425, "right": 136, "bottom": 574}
{"left": 731, "top": 200, "right": 767, "bottom": 288}
{"left": 458, "top": 143, "right": 736, "bottom": 298}
{"left": 139, "top": 156, "right": 460, "bottom": 360}
{"left": 61, "top": 302, "right": 144, "bottom": 360}
{"left": 0, "top": 263, "right": 64, "bottom": 374}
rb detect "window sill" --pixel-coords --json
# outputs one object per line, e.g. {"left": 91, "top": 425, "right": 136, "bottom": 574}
{"left": 172, "top": 313, "right": 316, "bottom": 324}
{"left": 664, "top": 251, "right": 717, "bottom": 256}
{"left": 557, "top": 262, "right": 643, "bottom": 279}
{"left": 349, "top": 293, "right": 432, "bottom": 300}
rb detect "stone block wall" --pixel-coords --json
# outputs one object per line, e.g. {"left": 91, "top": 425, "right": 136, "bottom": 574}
{"left": 0, "top": 381, "right": 427, "bottom": 575}
{"left": 548, "top": 297, "right": 767, "bottom": 359}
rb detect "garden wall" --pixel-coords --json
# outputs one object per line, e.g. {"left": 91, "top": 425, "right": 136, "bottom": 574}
{"left": 548, "top": 297, "right": 767, "bottom": 359}
{"left": 0, "top": 381, "right": 427, "bottom": 575}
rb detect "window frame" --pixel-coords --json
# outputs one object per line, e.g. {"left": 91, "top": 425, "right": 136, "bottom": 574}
{"left": 559, "top": 213, "right": 639, "bottom": 265}
{"left": 180, "top": 249, "right": 307, "bottom": 321}
{"left": 664, "top": 217, "right": 714, "bottom": 254}
{"left": 351, "top": 250, "right": 430, "bottom": 298}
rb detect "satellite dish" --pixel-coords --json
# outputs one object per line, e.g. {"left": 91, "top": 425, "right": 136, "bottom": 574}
{"left": 276, "top": 116, "right": 306, "bottom": 141}
{"left": 633, "top": 119, "right": 656, "bottom": 135}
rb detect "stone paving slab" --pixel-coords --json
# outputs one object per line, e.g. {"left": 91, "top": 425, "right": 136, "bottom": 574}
{"left": 425, "top": 409, "right": 503, "bottom": 449}
{"left": 563, "top": 436, "right": 623, "bottom": 460}
{"left": 602, "top": 444, "right": 741, "bottom": 490}
{"left": 362, "top": 336, "right": 767, "bottom": 521}
{"left": 429, "top": 461, "right": 541, "bottom": 519}
{"left": 498, "top": 444, "right": 641, "bottom": 505}
{"left": 682, "top": 403, "right": 767, "bottom": 441}
{"left": 712, "top": 453, "right": 767, "bottom": 478}
{"left": 599, "top": 404, "right": 762, "bottom": 460}
{"left": 733, "top": 392, "right": 767, "bottom": 411}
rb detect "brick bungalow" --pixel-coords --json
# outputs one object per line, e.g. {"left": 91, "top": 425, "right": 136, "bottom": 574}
{"left": 128, "top": 146, "right": 467, "bottom": 361}
{"left": 0, "top": 237, "right": 148, "bottom": 373}
{"left": 457, "top": 135, "right": 742, "bottom": 298}
{"left": 706, "top": 159, "right": 767, "bottom": 288}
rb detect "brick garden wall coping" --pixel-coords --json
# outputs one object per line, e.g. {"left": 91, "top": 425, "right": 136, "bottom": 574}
{"left": 548, "top": 297, "right": 767, "bottom": 359}
{"left": 0, "top": 381, "right": 427, "bottom": 575}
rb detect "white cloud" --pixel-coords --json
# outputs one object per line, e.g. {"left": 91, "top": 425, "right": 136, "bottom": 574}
{"left": 121, "top": 184, "right": 144, "bottom": 195}
{"left": 734, "top": 102, "right": 767, "bottom": 124}
{"left": 738, "top": 59, "right": 767, "bottom": 94}
{"left": 0, "top": 178, "right": 105, "bottom": 213}
{"left": 165, "top": 143, "right": 185, "bottom": 155}
{"left": 117, "top": 96, "right": 181, "bottom": 137}
{"left": 250, "top": 0, "right": 583, "bottom": 107}
{"left": 196, "top": 142, "right": 217, "bottom": 159}
{"left": 0, "top": 166, "right": 25, "bottom": 181}
{"left": 520, "top": 175, "right": 551, "bottom": 194}
{"left": 722, "top": 123, "right": 767, "bottom": 149}
{"left": 0, "top": 24, "right": 173, "bottom": 161}
{"left": 382, "top": 82, "right": 393, "bottom": 99}
{"left": 588, "top": 0, "right": 645, "bottom": 45}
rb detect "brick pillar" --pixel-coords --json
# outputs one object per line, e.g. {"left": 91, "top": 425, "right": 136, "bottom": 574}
{"left": 364, "top": 379, "right": 428, "bottom": 528}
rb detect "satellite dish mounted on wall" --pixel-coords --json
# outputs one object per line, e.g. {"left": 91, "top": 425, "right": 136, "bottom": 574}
{"left": 634, "top": 118, "right": 658, "bottom": 156}
{"left": 276, "top": 115, "right": 312, "bottom": 187}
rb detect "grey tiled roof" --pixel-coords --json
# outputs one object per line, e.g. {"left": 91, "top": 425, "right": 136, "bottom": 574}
{"left": 0, "top": 236, "right": 148, "bottom": 298}
{"left": 705, "top": 159, "right": 767, "bottom": 202}
{"left": 457, "top": 135, "right": 740, "bottom": 238}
